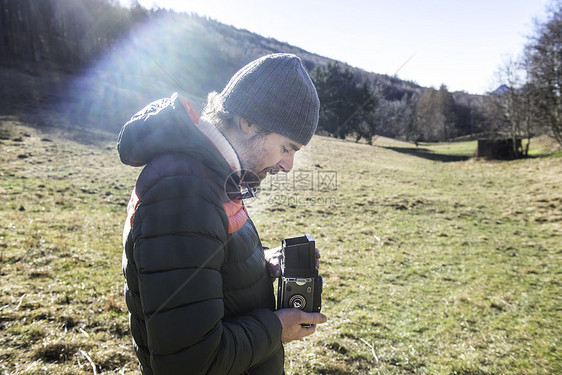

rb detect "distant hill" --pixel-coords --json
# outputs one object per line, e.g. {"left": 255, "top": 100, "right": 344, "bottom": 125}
{"left": 109, "top": 10, "right": 427, "bottom": 101}
{"left": 491, "top": 85, "right": 509, "bottom": 95}
{"left": 0, "top": 1, "right": 479, "bottom": 137}
{"left": 66, "top": 10, "right": 428, "bottom": 130}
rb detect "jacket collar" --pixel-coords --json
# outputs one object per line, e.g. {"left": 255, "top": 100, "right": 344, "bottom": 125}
{"left": 196, "top": 117, "right": 241, "bottom": 176}
{"left": 197, "top": 118, "right": 259, "bottom": 200}
{"left": 179, "top": 97, "right": 257, "bottom": 200}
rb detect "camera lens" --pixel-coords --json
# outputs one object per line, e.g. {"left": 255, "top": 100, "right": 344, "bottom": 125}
{"left": 289, "top": 295, "right": 306, "bottom": 310}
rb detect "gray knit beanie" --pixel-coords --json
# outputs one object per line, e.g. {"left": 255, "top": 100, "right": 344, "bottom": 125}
{"left": 217, "top": 53, "right": 320, "bottom": 145}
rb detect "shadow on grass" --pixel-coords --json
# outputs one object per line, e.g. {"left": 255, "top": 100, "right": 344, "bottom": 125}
{"left": 381, "top": 146, "right": 471, "bottom": 162}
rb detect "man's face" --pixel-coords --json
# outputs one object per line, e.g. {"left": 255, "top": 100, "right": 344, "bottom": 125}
{"left": 236, "top": 127, "right": 303, "bottom": 187}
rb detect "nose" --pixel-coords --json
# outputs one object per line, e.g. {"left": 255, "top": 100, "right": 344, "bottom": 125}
{"left": 278, "top": 154, "right": 295, "bottom": 173}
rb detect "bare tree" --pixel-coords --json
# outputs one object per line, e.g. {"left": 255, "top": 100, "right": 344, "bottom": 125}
{"left": 488, "top": 57, "right": 536, "bottom": 157}
{"left": 525, "top": 2, "right": 562, "bottom": 147}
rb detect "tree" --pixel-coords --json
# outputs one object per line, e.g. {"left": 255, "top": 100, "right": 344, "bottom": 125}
{"left": 310, "top": 63, "right": 378, "bottom": 141}
{"left": 412, "top": 85, "right": 457, "bottom": 142}
{"left": 354, "top": 82, "right": 381, "bottom": 144}
{"left": 0, "top": 0, "right": 138, "bottom": 67}
{"left": 487, "top": 57, "right": 536, "bottom": 157}
{"left": 525, "top": 2, "right": 562, "bottom": 147}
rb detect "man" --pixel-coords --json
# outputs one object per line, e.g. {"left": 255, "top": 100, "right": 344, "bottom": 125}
{"left": 118, "top": 53, "right": 327, "bottom": 375}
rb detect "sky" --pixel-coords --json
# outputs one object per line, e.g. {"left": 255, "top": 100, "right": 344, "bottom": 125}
{"left": 122, "top": 0, "right": 552, "bottom": 94}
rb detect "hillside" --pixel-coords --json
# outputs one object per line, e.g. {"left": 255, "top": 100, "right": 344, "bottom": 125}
{"left": 0, "top": 3, "right": 434, "bottom": 135}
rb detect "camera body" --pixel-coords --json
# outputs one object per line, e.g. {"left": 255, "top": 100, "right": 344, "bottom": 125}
{"left": 277, "top": 234, "right": 322, "bottom": 313}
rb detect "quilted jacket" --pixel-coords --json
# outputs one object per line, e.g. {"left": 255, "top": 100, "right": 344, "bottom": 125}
{"left": 117, "top": 93, "right": 284, "bottom": 375}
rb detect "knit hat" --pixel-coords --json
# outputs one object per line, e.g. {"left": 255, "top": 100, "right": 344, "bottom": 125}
{"left": 217, "top": 53, "right": 320, "bottom": 145}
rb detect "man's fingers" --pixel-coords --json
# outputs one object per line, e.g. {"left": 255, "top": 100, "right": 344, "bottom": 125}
{"left": 312, "top": 313, "right": 327, "bottom": 324}
{"left": 300, "top": 312, "right": 327, "bottom": 325}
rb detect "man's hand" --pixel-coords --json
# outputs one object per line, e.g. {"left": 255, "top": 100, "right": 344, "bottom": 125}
{"left": 265, "top": 246, "right": 321, "bottom": 279}
{"left": 264, "top": 246, "right": 283, "bottom": 279}
{"left": 315, "top": 247, "right": 320, "bottom": 269}
{"left": 274, "top": 308, "right": 327, "bottom": 342}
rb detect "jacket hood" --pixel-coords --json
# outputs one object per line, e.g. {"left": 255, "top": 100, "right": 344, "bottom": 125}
{"left": 117, "top": 93, "right": 236, "bottom": 181}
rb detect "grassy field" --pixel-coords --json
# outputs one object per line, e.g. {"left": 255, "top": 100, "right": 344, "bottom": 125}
{"left": 1, "top": 117, "right": 561, "bottom": 374}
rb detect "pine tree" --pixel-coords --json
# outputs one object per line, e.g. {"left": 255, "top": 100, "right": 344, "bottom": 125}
{"left": 311, "top": 63, "right": 378, "bottom": 140}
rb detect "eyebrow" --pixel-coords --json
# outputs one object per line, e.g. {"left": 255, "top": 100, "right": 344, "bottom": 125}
{"left": 289, "top": 143, "right": 301, "bottom": 152}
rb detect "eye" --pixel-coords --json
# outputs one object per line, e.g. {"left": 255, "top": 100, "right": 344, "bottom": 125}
{"left": 282, "top": 146, "right": 289, "bottom": 153}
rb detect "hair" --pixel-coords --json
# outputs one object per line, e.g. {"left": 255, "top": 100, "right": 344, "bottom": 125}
{"left": 201, "top": 91, "right": 240, "bottom": 134}
{"left": 202, "top": 91, "right": 271, "bottom": 137}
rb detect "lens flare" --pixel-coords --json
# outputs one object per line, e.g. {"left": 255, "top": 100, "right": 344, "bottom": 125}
{"left": 61, "top": 12, "right": 238, "bottom": 131}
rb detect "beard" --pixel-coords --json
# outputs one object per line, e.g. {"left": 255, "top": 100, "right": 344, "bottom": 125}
{"left": 236, "top": 133, "right": 271, "bottom": 188}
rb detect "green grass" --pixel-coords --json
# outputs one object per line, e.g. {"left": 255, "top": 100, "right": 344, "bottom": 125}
{"left": 1, "top": 118, "right": 561, "bottom": 374}
{"left": 421, "top": 140, "right": 478, "bottom": 157}
{"left": 0, "top": 118, "right": 139, "bottom": 374}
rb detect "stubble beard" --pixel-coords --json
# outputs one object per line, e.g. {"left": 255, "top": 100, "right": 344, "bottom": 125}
{"left": 237, "top": 133, "right": 269, "bottom": 188}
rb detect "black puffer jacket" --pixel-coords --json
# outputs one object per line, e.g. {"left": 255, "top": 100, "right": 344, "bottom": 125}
{"left": 118, "top": 93, "right": 283, "bottom": 375}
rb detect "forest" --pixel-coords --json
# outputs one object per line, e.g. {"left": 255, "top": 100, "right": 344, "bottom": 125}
{"left": 1, "top": 0, "right": 561, "bottom": 153}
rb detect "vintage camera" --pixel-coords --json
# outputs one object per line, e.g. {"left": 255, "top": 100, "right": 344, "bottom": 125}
{"left": 277, "top": 234, "right": 322, "bottom": 314}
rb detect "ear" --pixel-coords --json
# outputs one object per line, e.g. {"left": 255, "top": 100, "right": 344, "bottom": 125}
{"left": 240, "top": 118, "right": 261, "bottom": 135}
{"left": 239, "top": 118, "right": 253, "bottom": 134}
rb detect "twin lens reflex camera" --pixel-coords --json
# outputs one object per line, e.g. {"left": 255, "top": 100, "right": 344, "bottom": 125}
{"left": 277, "top": 234, "right": 323, "bottom": 314}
